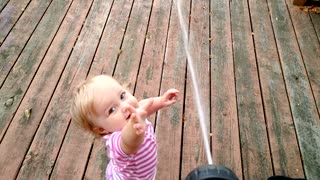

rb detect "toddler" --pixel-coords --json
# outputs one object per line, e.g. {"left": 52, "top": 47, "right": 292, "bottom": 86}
{"left": 71, "top": 75, "right": 179, "bottom": 180}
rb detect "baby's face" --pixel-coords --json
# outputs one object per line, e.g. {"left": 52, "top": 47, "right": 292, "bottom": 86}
{"left": 92, "top": 76, "right": 139, "bottom": 134}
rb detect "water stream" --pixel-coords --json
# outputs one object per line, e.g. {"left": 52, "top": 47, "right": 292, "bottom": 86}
{"left": 175, "top": 0, "right": 213, "bottom": 165}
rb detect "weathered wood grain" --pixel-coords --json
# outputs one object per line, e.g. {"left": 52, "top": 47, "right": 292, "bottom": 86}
{"left": 84, "top": 139, "right": 108, "bottom": 180}
{"left": 310, "top": 13, "right": 320, "bottom": 41}
{"left": 0, "top": 0, "right": 78, "bottom": 178}
{"left": 287, "top": 2, "right": 320, "bottom": 116}
{"left": 134, "top": 0, "right": 172, "bottom": 125}
{"left": 0, "top": 0, "right": 53, "bottom": 139}
{"left": 91, "top": 0, "right": 133, "bottom": 77}
{"left": 0, "top": 0, "right": 10, "bottom": 12}
{"left": 181, "top": 0, "right": 210, "bottom": 178}
{"left": 155, "top": 0, "right": 186, "bottom": 179}
{"left": 12, "top": 0, "right": 95, "bottom": 178}
{"left": 112, "top": 0, "right": 153, "bottom": 86}
{"left": 230, "top": 0, "right": 273, "bottom": 179}
{"left": 0, "top": 0, "right": 30, "bottom": 44}
{"left": 50, "top": 125, "right": 94, "bottom": 180}
{"left": 249, "top": 0, "right": 304, "bottom": 177}
{"left": 210, "top": 0, "right": 242, "bottom": 178}
{"left": 268, "top": 0, "right": 320, "bottom": 179}
{"left": 40, "top": 0, "right": 113, "bottom": 179}
{"left": 0, "top": 0, "right": 70, "bottom": 139}
{"left": 0, "top": 0, "right": 52, "bottom": 86}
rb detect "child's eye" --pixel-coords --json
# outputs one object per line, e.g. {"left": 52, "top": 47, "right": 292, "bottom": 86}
{"left": 120, "top": 92, "right": 126, "bottom": 100}
{"left": 109, "top": 107, "right": 116, "bottom": 114}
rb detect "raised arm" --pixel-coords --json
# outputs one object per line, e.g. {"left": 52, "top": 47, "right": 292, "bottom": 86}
{"left": 120, "top": 89, "right": 179, "bottom": 155}
{"left": 120, "top": 100, "right": 152, "bottom": 154}
{"left": 139, "top": 89, "right": 179, "bottom": 117}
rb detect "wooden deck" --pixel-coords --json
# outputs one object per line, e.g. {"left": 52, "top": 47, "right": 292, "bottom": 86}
{"left": 0, "top": 0, "right": 319, "bottom": 179}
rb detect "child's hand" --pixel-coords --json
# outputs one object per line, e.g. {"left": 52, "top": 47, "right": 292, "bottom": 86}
{"left": 161, "top": 89, "right": 179, "bottom": 107}
{"left": 137, "top": 89, "right": 178, "bottom": 118}
{"left": 129, "top": 114, "right": 145, "bottom": 135}
{"left": 127, "top": 100, "right": 153, "bottom": 135}
{"left": 120, "top": 101, "right": 153, "bottom": 154}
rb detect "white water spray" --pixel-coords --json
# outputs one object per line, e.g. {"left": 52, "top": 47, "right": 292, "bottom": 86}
{"left": 175, "top": 0, "right": 213, "bottom": 165}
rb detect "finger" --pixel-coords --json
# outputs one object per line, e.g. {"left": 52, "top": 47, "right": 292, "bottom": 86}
{"left": 133, "top": 124, "right": 144, "bottom": 135}
{"left": 125, "top": 104, "right": 137, "bottom": 114}
{"left": 130, "top": 113, "right": 139, "bottom": 123}
{"left": 166, "top": 89, "right": 179, "bottom": 99}
{"left": 167, "top": 89, "right": 179, "bottom": 94}
{"left": 133, "top": 124, "right": 141, "bottom": 129}
{"left": 168, "top": 93, "right": 178, "bottom": 100}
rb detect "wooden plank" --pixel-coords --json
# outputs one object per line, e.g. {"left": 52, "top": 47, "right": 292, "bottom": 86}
{"left": 210, "top": 0, "right": 242, "bottom": 178}
{"left": 90, "top": 0, "right": 133, "bottom": 77}
{"left": 0, "top": 0, "right": 31, "bottom": 44}
{"left": 112, "top": 0, "right": 153, "bottom": 86}
{"left": 83, "top": 1, "right": 135, "bottom": 180}
{"left": 230, "top": 0, "right": 273, "bottom": 179}
{"left": 0, "top": 0, "right": 77, "bottom": 178}
{"left": 267, "top": 1, "right": 320, "bottom": 179}
{"left": 180, "top": 0, "right": 210, "bottom": 178}
{"left": 155, "top": 0, "right": 187, "bottom": 179}
{"left": 13, "top": 0, "right": 96, "bottom": 178}
{"left": 310, "top": 13, "right": 320, "bottom": 41}
{"left": 0, "top": 0, "right": 10, "bottom": 12}
{"left": 0, "top": 0, "right": 52, "bottom": 87}
{"left": 50, "top": 125, "right": 94, "bottom": 180}
{"left": 17, "top": 0, "right": 113, "bottom": 179}
{"left": 134, "top": 0, "right": 172, "bottom": 125}
{"left": 287, "top": 2, "right": 320, "bottom": 113}
{"left": 249, "top": 0, "right": 304, "bottom": 177}
{"left": 130, "top": 0, "right": 183, "bottom": 171}
{"left": 0, "top": 0, "right": 53, "bottom": 139}
{"left": 0, "top": 0, "right": 69, "bottom": 140}
{"left": 156, "top": 1, "right": 190, "bottom": 179}
{"left": 84, "top": 139, "right": 108, "bottom": 180}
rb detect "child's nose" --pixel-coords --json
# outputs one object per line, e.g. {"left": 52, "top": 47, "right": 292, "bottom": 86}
{"left": 121, "top": 104, "right": 131, "bottom": 117}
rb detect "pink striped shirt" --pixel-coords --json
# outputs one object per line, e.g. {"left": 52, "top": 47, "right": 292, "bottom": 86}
{"left": 104, "top": 120, "right": 157, "bottom": 180}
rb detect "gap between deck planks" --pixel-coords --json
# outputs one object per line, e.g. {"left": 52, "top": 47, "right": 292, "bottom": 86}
{"left": 210, "top": 0, "right": 242, "bottom": 178}
{"left": 181, "top": 0, "right": 211, "bottom": 178}
{"left": 0, "top": 0, "right": 52, "bottom": 87}
{"left": 0, "top": 0, "right": 31, "bottom": 44}
{"left": 269, "top": 1, "right": 320, "bottom": 179}
{"left": 249, "top": 0, "right": 304, "bottom": 177}
{"left": 231, "top": 0, "right": 273, "bottom": 179}
{"left": 0, "top": 0, "right": 94, "bottom": 179}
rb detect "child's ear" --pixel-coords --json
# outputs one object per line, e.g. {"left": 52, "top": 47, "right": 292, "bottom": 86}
{"left": 94, "top": 127, "right": 108, "bottom": 135}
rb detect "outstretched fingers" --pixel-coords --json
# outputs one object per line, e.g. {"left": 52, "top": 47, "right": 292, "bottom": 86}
{"left": 126, "top": 106, "right": 146, "bottom": 135}
{"left": 163, "top": 89, "right": 179, "bottom": 105}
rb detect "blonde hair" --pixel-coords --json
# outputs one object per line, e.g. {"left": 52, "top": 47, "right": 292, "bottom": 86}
{"left": 70, "top": 77, "right": 101, "bottom": 137}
